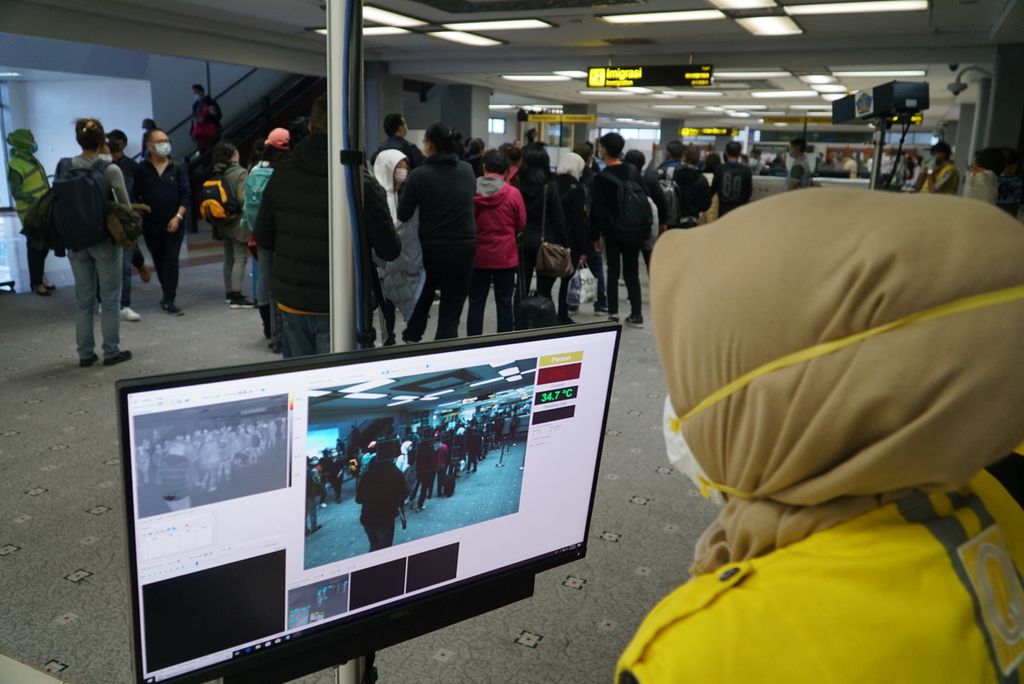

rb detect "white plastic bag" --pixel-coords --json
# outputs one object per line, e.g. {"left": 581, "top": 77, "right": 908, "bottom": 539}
{"left": 578, "top": 265, "right": 598, "bottom": 305}
{"left": 567, "top": 270, "right": 583, "bottom": 308}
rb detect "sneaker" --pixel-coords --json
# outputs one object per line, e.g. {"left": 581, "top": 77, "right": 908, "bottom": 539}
{"left": 120, "top": 306, "right": 141, "bottom": 322}
{"left": 225, "top": 292, "right": 233, "bottom": 303}
{"left": 625, "top": 314, "right": 644, "bottom": 328}
{"left": 103, "top": 350, "right": 133, "bottom": 366}
{"left": 161, "top": 302, "right": 185, "bottom": 316}
{"left": 229, "top": 294, "right": 256, "bottom": 309}
{"left": 608, "top": 315, "right": 620, "bottom": 323}
{"left": 136, "top": 264, "right": 152, "bottom": 283}
{"left": 557, "top": 315, "right": 576, "bottom": 325}
{"left": 79, "top": 353, "right": 99, "bottom": 368}
{"left": 594, "top": 305, "right": 609, "bottom": 315}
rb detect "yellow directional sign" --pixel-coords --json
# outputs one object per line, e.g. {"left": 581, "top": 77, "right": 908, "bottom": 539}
{"left": 587, "top": 64, "right": 714, "bottom": 89}
{"left": 526, "top": 114, "right": 562, "bottom": 123}
{"left": 680, "top": 127, "right": 739, "bottom": 137}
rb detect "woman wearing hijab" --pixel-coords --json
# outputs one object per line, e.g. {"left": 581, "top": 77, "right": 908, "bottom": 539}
{"left": 373, "top": 149, "right": 423, "bottom": 345}
{"left": 555, "top": 152, "right": 591, "bottom": 324}
{"left": 618, "top": 189, "right": 1024, "bottom": 682}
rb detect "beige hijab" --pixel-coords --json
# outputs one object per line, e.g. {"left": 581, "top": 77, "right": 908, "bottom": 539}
{"left": 651, "top": 188, "right": 1024, "bottom": 575}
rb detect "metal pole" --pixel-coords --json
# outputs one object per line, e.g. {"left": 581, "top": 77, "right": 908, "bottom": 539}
{"left": 868, "top": 120, "right": 889, "bottom": 191}
{"left": 327, "top": 0, "right": 356, "bottom": 354}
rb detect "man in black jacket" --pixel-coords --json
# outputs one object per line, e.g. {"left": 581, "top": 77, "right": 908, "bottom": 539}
{"left": 254, "top": 95, "right": 399, "bottom": 357}
{"left": 371, "top": 113, "right": 425, "bottom": 169}
{"left": 356, "top": 454, "right": 408, "bottom": 551}
{"left": 711, "top": 141, "right": 753, "bottom": 217}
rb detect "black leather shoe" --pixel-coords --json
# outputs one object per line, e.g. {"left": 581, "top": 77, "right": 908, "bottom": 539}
{"left": 103, "top": 350, "right": 133, "bottom": 366}
{"left": 79, "top": 354, "right": 99, "bottom": 368}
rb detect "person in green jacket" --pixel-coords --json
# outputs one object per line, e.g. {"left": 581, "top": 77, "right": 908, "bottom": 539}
{"left": 6, "top": 129, "right": 55, "bottom": 296}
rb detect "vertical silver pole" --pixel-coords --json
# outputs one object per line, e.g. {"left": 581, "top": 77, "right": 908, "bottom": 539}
{"left": 869, "top": 122, "right": 887, "bottom": 191}
{"left": 327, "top": 0, "right": 356, "bottom": 354}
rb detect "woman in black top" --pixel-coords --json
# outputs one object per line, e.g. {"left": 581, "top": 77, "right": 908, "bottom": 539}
{"left": 397, "top": 123, "right": 477, "bottom": 341}
{"left": 555, "top": 152, "right": 592, "bottom": 324}
{"left": 517, "top": 146, "right": 568, "bottom": 304}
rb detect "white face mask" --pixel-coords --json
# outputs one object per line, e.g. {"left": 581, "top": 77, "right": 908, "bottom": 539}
{"left": 154, "top": 142, "right": 172, "bottom": 157}
{"left": 97, "top": 154, "right": 113, "bottom": 163}
{"left": 663, "top": 397, "right": 725, "bottom": 506}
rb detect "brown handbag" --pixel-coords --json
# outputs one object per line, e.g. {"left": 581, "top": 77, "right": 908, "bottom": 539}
{"left": 535, "top": 182, "right": 574, "bottom": 279}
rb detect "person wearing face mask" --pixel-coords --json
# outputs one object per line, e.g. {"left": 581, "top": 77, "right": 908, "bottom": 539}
{"left": 6, "top": 128, "right": 56, "bottom": 296}
{"left": 132, "top": 128, "right": 190, "bottom": 315}
{"left": 913, "top": 141, "right": 960, "bottom": 195}
{"left": 616, "top": 188, "right": 1024, "bottom": 683}
{"left": 373, "top": 149, "right": 422, "bottom": 345}
{"left": 207, "top": 140, "right": 253, "bottom": 309}
{"left": 190, "top": 84, "right": 222, "bottom": 153}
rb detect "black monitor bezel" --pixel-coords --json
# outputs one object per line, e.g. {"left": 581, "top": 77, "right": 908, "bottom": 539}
{"left": 117, "top": 323, "right": 621, "bottom": 684}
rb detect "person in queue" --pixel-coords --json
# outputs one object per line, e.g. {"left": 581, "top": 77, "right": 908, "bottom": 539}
{"left": 574, "top": 141, "right": 607, "bottom": 315}
{"left": 554, "top": 152, "right": 591, "bottom": 325}
{"left": 371, "top": 113, "right": 425, "bottom": 169}
{"left": 913, "top": 140, "right": 960, "bottom": 195}
{"left": 518, "top": 145, "right": 569, "bottom": 306}
{"left": 6, "top": 128, "right": 56, "bottom": 296}
{"left": 397, "top": 123, "right": 476, "bottom": 342}
{"left": 107, "top": 129, "right": 151, "bottom": 321}
{"left": 133, "top": 127, "right": 190, "bottom": 315}
{"left": 616, "top": 188, "right": 1024, "bottom": 682}
{"left": 209, "top": 141, "right": 253, "bottom": 309}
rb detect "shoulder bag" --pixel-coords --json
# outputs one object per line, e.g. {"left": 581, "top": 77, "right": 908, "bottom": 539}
{"left": 535, "top": 182, "right": 574, "bottom": 279}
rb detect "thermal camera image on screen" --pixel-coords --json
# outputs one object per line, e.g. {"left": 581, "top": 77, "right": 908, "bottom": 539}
{"left": 132, "top": 395, "right": 289, "bottom": 518}
{"left": 303, "top": 359, "right": 537, "bottom": 569}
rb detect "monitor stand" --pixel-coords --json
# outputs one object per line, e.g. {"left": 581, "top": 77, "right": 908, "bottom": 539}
{"left": 212, "top": 659, "right": 365, "bottom": 684}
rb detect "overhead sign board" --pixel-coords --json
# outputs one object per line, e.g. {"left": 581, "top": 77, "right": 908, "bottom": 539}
{"left": 527, "top": 114, "right": 598, "bottom": 123}
{"left": 587, "top": 64, "right": 714, "bottom": 88}
{"left": 679, "top": 127, "right": 739, "bottom": 137}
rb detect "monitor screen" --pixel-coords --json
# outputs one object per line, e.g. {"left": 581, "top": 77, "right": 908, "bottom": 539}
{"left": 118, "top": 325, "right": 620, "bottom": 683}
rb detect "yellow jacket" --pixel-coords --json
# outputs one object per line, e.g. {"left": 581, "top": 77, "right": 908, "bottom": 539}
{"left": 617, "top": 471, "right": 1024, "bottom": 683}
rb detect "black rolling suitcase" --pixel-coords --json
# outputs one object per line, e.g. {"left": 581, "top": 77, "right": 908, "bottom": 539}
{"left": 514, "top": 235, "right": 558, "bottom": 330}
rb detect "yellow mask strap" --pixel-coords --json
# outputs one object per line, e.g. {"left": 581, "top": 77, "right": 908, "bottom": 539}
{"left": 680, "top": 283, "right": 1024, "bottom": 424}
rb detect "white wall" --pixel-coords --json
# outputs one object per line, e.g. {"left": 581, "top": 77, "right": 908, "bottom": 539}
{"left": 8, "top": 77, "right": 154, "bottom": 174}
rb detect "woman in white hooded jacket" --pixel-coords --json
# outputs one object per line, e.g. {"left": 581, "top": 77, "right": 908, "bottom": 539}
{"left": 372, "top": 150, "right": 424, "bottom": 342}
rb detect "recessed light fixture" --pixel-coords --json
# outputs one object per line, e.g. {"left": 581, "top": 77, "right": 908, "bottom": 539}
{"left": 798, "top": 75, "right": 837, "bottom": 84}
{"left": 651, "top": 104, "right": 697, "bottom": 109}
{"left": 489, "top": 104, "right": 515, "bottom": 110}
{"left": 704, "top": 106, "right": 726, "bottom": 111}
{"left": 751, "top": 89, "right": 818, "bottom": 98}
{"left": 721, "top": 104, "right": 768, "bottom": 109}
{"left": 501, "top": 74, "right": 571, "bottom": 82}
{"left": 735, "top": 16, "right": 803, "bottom": 35}
{"left": 820, "top": 94, "right": 846, "bottom": 101}
{"left": 579, "top": 90, "right": 636, "bottom": 96}
{"left": 620, "top": 86, "right": 655, "bottom": 94}
{"left": 599, "top": 9, "right": 725, "bottom": 23}
{"left": 553, "top": 70, "right": 589, "bottom": 78}
{"left": 444, "top": 19, "right": 553, "bottom": 30}
{"left": 498, "top": 367, "right": 521, "bottom": 377}
{"left": 715, "top": 71, "right": 791, "bottom": 78}
{"left": 0, "top": 71, "right": 21, "bottom": 77}
{"left": 789, "top": 104, "right": 834, "bottom": 110}
{"left": 363, "top": 26, "right": 410, "bottom": 36}
{"left": 429, "top": 31, "right": 501, "bottom": 46}
{"left": 345, "top": 393, "right": 388, "bottom": 400}
{"left": 812, "top": 84, "right": 848, "bottom": 93}
{"left": 505, "top": 375, "right": 524, "bottom": 382}
{"left": 314, "top": 28, "right": 328, "bottom": 35}
{"left": 708, "top": 0, "right": 777, "bottom": 7}
{"left": 784, "top": 0, "right": 928, "bottom": 15}
{"left": 363, "top": 5, "right": 426, "bottom": 27}
{"left": 831, "top": 69, "right": 927, "bottom": 77}
{"left": 661, "top": 90, "right": 725, "bottom": 97}
{"left": 728, "top": 111, "right": 753, "bottom": 117}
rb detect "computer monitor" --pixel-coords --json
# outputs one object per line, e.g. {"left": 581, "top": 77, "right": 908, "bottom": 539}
{"left": 117, "top": 324, "right": 620, "bottom": 683}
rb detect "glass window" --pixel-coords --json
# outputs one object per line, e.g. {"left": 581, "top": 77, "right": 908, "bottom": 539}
{"left": 488, "top": 117, "right": 507, "bottom": 135}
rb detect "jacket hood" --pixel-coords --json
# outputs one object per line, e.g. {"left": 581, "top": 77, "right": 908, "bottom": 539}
{"left": 556, "top": 152, "right": 585, "bottom": 181}
{"left": 475, "top": 181, "right": 517, "bottom": 210}
{"left": 291, "top": 132, "right": 329, "bottom": 177}
{"left": 426, "top": 153, "right": 460, "bottom": 166}
{"left": 373, "top": 149, "right": 407, "bottom": 194}
{"left": 651, "top": 188, "right": 1024, "bottom": 575}
{"left": 476, "top": 175, "right": 505, "bottom": 197}
{"left": 6, "top": 128, "right": 36, "bottom": 155}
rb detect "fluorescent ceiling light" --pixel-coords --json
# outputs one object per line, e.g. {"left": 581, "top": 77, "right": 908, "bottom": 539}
{"left": 722, "top": 104, "right": 767, "bottom": 109}
{"left": 386, "top": 399, "right": 416, "bottom": 407}
{"left": 651, "top": 104, "right": 697, "bottom": 109}
{"left": 798, "top": 75, "right": 836, "bottom": 84}
{"left": 314, "top": 28, "right": 328, "bottom": 35}
{"left": 470, "top": 377, "right": 505, "bottom": 387}
{"left": 620, "top": 86, "right": 655, "bottom": 94}
{"left": 661, "top": 90, "right": 725, "bottom": 97}
{"left": 489, "top": 104, "right": 515, "bottom": 110}
{"left": 599, "top": 10, "right": 725, "bottom": 23}
{"left": 345, "top": 393, "right": 388, "bottom": 400}
{"left": 554, "top": 70, "right": 588, "bottom": 78}
{"left": 728, "top": 111, "right": 752, "bottom": 117}
{"left": 759, "top": 110, "right": 787, "bottom": 115}
{"left": 338, "top": 378, "right": 395, "bottom": 394}
{"left": 419, "top": 396, "right": 441, "bottom": 401}
{"left": 306, "top": 390, "right": 332, "bottom": 397}
{"left": 524, "top": 104, "right": 562, "bottom": 110}
{"left": 0, "top": 71, "right": 21, "bottom": 77}
{"left": 785, "top": 1, "right": 927, "bottom": 15}
{"left": 650, "top": 94, "right": 676, "bottom": 99}
{"left": 831, "top": 69, "right": 927, "bottom": 77}
{"left": 735, "top": 15, "right": 802, "bottom": 35}
{"left": 502, "top": 74, "right": 571, "bottom": 82}
{"left": 704, "top": 106, "right": 726, "bottom": 111}
{"left": 363, "top": 26, "right": 410, "bottom": 36}
{"left": 579, "top": 90, "right": 636, "bottom": 96}
{"left": 773, "top": 122, "right": 790, "bottom": 126}
{"left": 505, "top": 375, "right": 524, "bottom": 382}
{"left": 427, "top": 389, "right": 456, "bottom": 396}
{"left": 498, "top": 367, "right": 521, "bottom": 377}
{"left": 751, "top": 89, "right": 818, "bottom": 98}
{"left": 789, "top": 105, "right": 833, "bottom": 110}
{"left": 715, "top": 71, "right": 791, "bottom": 78}
{"left": 709, "top": 0, "right": 777, "bottom": 7}
{"left": 429, "top": 31, "right": 501, "bottom": 46}
{"left": 821, "top": 94, "right": 846, "bottom": 101}
{"left": 391, "top": 395, "right": 418, "bottom": 401}
{"left": 444, "top": 19, "right": 552, "bottom": 30}
{"left": 812, "top": 84, "right": 848, "bottom": 93}
{"left": 363, "top": 5, "right": 425, "bottom": 27}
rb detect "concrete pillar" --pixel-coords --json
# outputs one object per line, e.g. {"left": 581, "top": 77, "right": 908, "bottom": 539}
{"left": 363, "top": 61, "right": 404, "bottom": 153}
{"left": 563, "top": 103, "right": 599, "bottom": 149}
{"left": 656, "top": 118, "right": 685, "bottom": 165}
{"left": 986, "top": 43, "right": 1024, "bottom": 151}
{"left": 953, "top": 104, "right": 974, "bottom": 166}
{"left": 439, "top": 85, "right": 490, "bottom": 142}
{"left": 969, "top": 77, "right": 992, "bottom": 163}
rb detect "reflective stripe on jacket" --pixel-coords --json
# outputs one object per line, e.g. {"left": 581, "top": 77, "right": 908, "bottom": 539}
{"left": 617, "top": 470, "right": 1024, "bottom": 683}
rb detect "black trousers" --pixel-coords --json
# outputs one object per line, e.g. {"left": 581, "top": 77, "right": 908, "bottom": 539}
{"left": 363, "top": 518, "right": 396, "bottom": 551}
{"left": 520, "top": 243, "right": 556, "bottom": 300}
{"left": 143, "top": 221, "right": 186, "bottom": 304}
{"left": 416, "top": 470, "right": 435, "bottom": 508}
{"left": 467, "top": 267, "right": 516, "bottom": 335}
{"left": 605, "top": 239, "right": 642, "bottom": 318}
{"left": 26, "top": 240, "right": 48, "bottom": 288}
{"left": 404, "top": 242, "right": 476, "bottom": 342}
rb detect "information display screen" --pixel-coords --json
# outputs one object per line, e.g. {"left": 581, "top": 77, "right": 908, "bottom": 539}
{"left": 587, "top": 64, "right": 714, "bottom": 88}
{"left": 118, "top": 325, "right": 620, "bottom": 683}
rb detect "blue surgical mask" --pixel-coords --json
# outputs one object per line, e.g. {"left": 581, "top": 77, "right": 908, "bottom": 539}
{"left": 193, "top": 94, "right": 201, "bottom": 102}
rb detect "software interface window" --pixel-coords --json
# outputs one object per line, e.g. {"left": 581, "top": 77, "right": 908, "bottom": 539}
{"left": 121, "top": 330, "right": 618, "bottom": 683}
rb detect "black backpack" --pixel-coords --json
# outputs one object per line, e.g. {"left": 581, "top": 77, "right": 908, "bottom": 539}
{"left": 656, "top": 165, "right": 684, "bottom": 227}
{"left": 52, "top": 158, "right": 112, "bottom": 250}
{"left": 199, "top": 173, "right": 241, "bottom": 225}
{"left": 602, "top": 169, "right": 652, "bottom": 245}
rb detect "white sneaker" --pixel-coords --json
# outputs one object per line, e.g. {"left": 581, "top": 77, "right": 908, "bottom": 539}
{"left": 120, "top": 306, "right": 142, "bottom": 322}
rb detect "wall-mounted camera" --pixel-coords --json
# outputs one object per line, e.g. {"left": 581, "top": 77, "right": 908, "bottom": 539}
{"left": 946, "top": 81, "right": 969, "bottom": 96}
